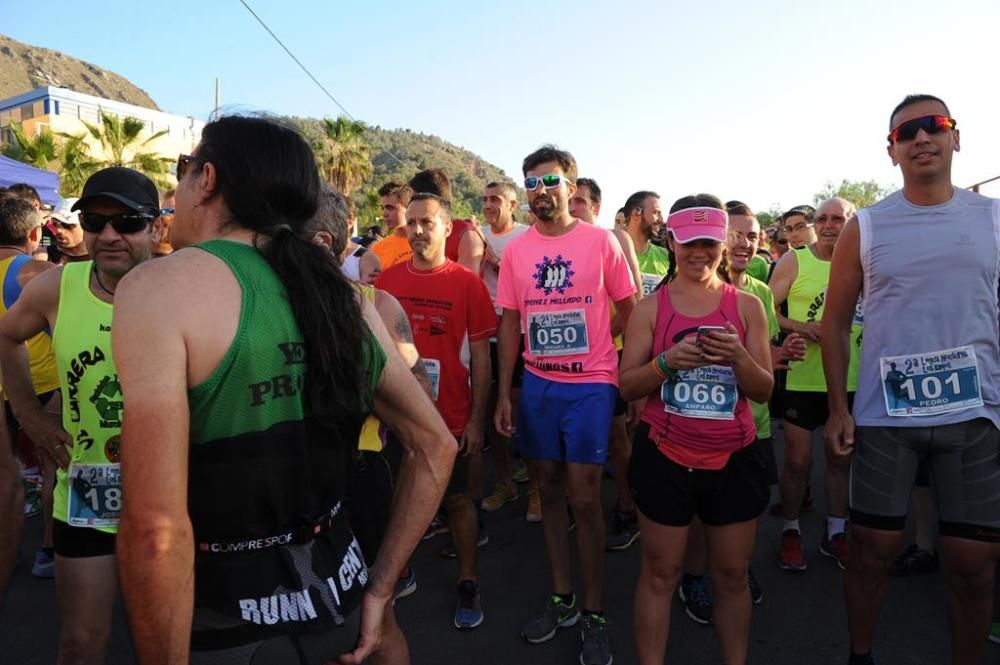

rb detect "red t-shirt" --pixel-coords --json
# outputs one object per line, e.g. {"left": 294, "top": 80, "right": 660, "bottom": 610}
{"left": 445, "top": 219, "right": 483, "bottom": 265}
{"left": 376, "top": 260, "right": 496, "bottom": 435}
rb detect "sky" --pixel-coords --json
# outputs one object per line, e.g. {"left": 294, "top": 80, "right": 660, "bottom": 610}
{"left": 4, "top": 0, "right": 999, "bottom": 224}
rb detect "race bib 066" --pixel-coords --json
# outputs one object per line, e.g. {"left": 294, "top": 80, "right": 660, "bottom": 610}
{"left": 662, "top": 365, "right": 738, "bottom": 420}
{"left": 880, "top": 345, "right": 982, "bottom": 417}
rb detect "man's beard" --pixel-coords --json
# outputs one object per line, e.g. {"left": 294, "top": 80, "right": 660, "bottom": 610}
{"left": 530, "top": 195, "right": 557, "bottom": 222}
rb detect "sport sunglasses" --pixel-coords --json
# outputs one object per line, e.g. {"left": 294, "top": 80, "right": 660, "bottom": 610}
{"left": 887, "top": 114, "right": 956, "bottom": 144}
{"left": 80, "top": 212, "right": 156, "bottom": 235}
{"left": 524, "top": 174, "right": 572, "bottom": 191}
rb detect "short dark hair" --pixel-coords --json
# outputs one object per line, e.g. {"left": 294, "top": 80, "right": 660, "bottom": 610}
{"left": 890, "top": 94, "right": 951, "bottom": 128}
{"left": 0, "top": 196, "right": 41, "bottom": 245}
{"left": 522, "top": 145, "right": 577, "bottom": 182}
{"left": 624, "top": 191, "right": 659, "bottom": 217}
{"left": 409, "top": 169, "right": 452, "bottom": 203}
{"left": 575, "top": 178, "right": 601, "bottom": 205}
{"left": 378, "top": 181, "right": 413, "bottom": 206}
{"left": 485, "top": 180, "right": 518, "bottom": 201}
{"left": 302, "top": 185, "right": 351, "bottom": 258}
{"left": 408, "top": 192, "right": 451, "bottom": 221}
{"left": 8, "top": 183, "right": 41, "bottom": 206}
{"left": 726, "top": 201, "right": 754, "bottom": 216}
{"left": 781, "top": 205, "right": 815, "bottom": 223}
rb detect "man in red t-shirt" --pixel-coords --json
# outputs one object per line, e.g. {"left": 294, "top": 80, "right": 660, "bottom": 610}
{"left": 375, "top": 192, "right": 496, "bottom": 630}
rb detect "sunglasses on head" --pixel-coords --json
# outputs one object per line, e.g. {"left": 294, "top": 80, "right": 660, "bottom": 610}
{"left": 524, "top": 174, "right": 571, "bottom": 191}
{"left": 80, "top": 212, "right": 156, "bottom": 235}
{"left": 176, "top": 154, "right": 206, "bottom": 181}
{"left": 887, "top": 114, "right": 956, "bottom": 144}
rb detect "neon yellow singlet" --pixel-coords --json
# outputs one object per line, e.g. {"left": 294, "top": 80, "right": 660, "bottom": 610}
{"left": 785, "top": 247, "right": 861, "bottom": 392}
{"left": 52, "top": 262, "right": 121, "bottom": 533}
{"left": 0, "top": 256, "right": 60, "bottom": 395}
{"left": 356, "top": 284, "right": 383, "bottom": 452}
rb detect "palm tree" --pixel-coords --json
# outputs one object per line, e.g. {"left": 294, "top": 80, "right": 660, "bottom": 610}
{"left": 82, "top": 111, "right": 175, "bottom": 189}
{"left": 1, "top": 122, "right": 58, "bottom": 170}
{"left": 56, "top": 134, "right": 101, "bottom": 197}
{"left": 318, "top": 116, "right": 373, "bottom": 195}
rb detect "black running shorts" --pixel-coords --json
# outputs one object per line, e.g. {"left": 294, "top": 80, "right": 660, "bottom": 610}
{"left": 851, "top": 418, "right": 1000, "bottom": 542}
{"left": 53, "top": 519, "right": 116, "bottom": 558}
{"left": 628, "top": 423, "right": 769, "bottom": 527}
{"left": 783, "top": 391, "right": 854, "bottom": 431}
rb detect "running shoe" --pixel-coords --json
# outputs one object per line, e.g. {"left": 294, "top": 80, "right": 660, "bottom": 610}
{"left": 512, "top": 459, "right": 530, "bottom": 484}
{"left": 454, "top": 580, "right": 484, "bottom": 629}
{"left": 522, "top": 594, "right": 580, "bottom": 643}
{"left": 439, "top": 530, "right": 490, "bottom": 558}
{"left": 888, "top": 544, "right": 939, "bottom": 576}
{"left": 422, "top": 514, "right": 449, "bottom": 540}
{"left": 393, "top": 568, "right": 417, "bottom": 601}
{"left": 31, "top": 548, "right": 55, "bottom": 579}
{"left": 678, "top": 574, "right": 712, "bottom": 625}
{"left": 778, "top": 529, "right": 807, "bottom": 571}
{"left": 526, "top": 488, "right": 542, "bottom": 523}
{"left": 989, "top": 622, "right": 1000, "bottom": 645}
{"left": 579, "top": 614, "right": 613, "bottom": 665}
{"left": 820, "top": 531, "right": 850, "bottom": 571}
{"left": 605, "top": 509, "right": 639, "bottom": 552}
{"left": 482, "top": 481, "right": 518, "bottom": 512}
{"left": 748, "top": 565, "right": 763, "bottom": 605}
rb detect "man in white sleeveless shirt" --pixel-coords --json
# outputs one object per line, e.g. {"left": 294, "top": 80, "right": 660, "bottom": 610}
{"left": 823, "top": 94, "right": 1000, "bottom": 665}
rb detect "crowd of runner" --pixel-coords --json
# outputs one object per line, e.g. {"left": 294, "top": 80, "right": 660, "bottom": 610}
{"left": 0, "top": 93, "right": 999, "bottom": 665}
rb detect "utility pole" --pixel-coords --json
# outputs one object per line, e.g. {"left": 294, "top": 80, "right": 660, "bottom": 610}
{"left": 214, "top": 78, "right": 221, "bottom": 118}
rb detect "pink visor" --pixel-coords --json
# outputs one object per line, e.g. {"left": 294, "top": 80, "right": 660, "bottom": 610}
{"left": 667, "top": 207, "right": 728, "bottom": 244}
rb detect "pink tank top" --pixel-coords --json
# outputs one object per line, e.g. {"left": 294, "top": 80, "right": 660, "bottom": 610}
{"left": 640, "top": 282, "right": 756, "bottom": 470}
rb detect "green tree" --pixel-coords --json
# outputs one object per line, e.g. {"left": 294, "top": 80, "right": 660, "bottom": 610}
{"left": 813, "top": 179, "right": 893, "bottom": 209}
{"left": 56, "top": 134, "right": 101, "bottom": 197}
{"left": 318, "top": 117, "right": 373, "bottom": 195}
{"left": 82, "top": 112, "right": 174, "bottom": 189}
{"left": 1, "top": 121, "right": 58, "bottom": 170}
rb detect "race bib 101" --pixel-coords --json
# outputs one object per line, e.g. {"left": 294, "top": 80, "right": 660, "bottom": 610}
{"left": 662, "top": 365, "right": 738, "bottom": 420}
{"left": 67, "top": 463, "right": 121, "bottom": 527}
{"left": 527, "top": 309, "right": 589, "bottom": 357}
{"left": 880, "top": 345, "right": 982, "bottom": 417}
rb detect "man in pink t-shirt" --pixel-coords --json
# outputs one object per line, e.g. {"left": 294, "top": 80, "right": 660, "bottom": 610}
{"left": 494, "top": 145, "right": 636, "bottom": 665}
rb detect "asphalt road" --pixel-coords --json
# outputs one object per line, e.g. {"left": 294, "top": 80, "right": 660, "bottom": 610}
{"left": 2, "top": 427, "right": 996, "bottom": 664}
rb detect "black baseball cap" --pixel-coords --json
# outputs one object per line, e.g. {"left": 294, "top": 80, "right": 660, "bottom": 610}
{"left": 71, "top": 167, "right": 160, "bottom": 215}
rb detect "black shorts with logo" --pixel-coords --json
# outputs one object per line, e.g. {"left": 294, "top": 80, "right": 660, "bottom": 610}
{"left": 628, "top": 423, "right": 769, "bottom": 527}
{"left": 490, "top": 340, "right": 524, "bottom": 389}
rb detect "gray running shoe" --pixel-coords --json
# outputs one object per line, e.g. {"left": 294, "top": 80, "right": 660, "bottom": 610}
{"left": 605, "top": 510, "right": 639, "bottom": 552}
{"left": 522, "top": 594, "right": 580, "bottom": 643}
{"left": 579, "top": 614, "right": 613, "bottom": 665}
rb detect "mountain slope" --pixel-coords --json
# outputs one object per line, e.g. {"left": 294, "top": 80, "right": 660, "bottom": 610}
{"left": 0, "top": 33, "right": 158, "bottom": 109}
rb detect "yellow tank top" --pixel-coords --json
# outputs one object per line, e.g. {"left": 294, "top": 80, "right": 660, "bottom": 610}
{"left": 356, "top": 284, "right": 384, "bottom": 452}
{"left": 52, "top": 262, "right": 120, "bottom": 533}
{"left": 0, "top": 255, "right": 60, "bottom": 395}
{"left": 785, "top": 247, "right": 861, "bottom": 392}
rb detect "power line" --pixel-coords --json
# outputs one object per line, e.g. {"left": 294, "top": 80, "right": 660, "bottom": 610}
{"left": 237, "top": 0, "right": 404, "bottom": 167}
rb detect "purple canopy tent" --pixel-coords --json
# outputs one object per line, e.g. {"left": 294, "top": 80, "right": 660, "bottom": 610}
{"left": 0, "top": 155, "right": 61, "bottom": 206}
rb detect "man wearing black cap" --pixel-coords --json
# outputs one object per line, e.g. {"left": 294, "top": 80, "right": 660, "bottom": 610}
{"left": 0, "top": 167, "right": 160, "bottom": 664}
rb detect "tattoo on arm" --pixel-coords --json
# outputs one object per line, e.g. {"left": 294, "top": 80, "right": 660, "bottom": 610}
{"left": 394, "top": 314, "right": 414, "bottom": 343}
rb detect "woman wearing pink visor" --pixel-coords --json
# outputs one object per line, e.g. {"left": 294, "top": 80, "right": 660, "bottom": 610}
{"left": 620, "top": 194, "right": 773, "bottom": 665}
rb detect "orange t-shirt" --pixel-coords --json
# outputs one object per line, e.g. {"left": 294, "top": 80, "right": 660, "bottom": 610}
{"left": 371, "top": 234, "right": 412, "bottom": 270}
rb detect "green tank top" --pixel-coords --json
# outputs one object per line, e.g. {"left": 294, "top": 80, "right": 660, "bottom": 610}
{"left": 738, "top": 275, "right": 779, "bottom": 439}
{"left": 185, "top": 240, "right": 387, "bottom": 633}
{"left": 636, "top": 242, "right": 671, "bottom": 297}
{"left": 785, "top": 247, "right": 860, "bottom": 392}
{"left": 52, "top": 261, "right": 121, "bottom": 533}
